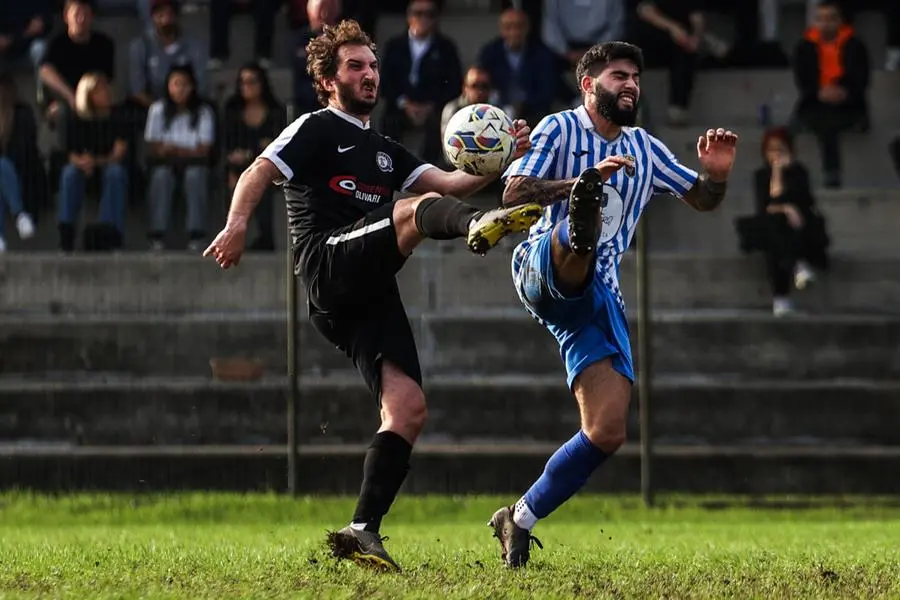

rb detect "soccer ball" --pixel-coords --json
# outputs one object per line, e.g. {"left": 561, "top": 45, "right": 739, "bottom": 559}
{"left": 443, "top": 103, "right": 516, "bottom": 176}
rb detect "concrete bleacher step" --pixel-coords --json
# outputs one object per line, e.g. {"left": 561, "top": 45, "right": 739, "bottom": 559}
{"left": 653, "top": 125, "right": 899, "bottom": 190}
{"left": 3, "top": 251, "right": 900, "bottom": 314}
{"left": 2, "top": 311, "right": 899, "bottom": 379}
{"left": 645, "top": 187, "right": 900, "bottom": 254}
{"left": 3, "top": 374, "right": 898, "bottom": 447}
{"left": 4, "top": 440, "right": 900, "bottom": 493}
{"left": 641, "top": 70, "right": 900, "bottom": 130}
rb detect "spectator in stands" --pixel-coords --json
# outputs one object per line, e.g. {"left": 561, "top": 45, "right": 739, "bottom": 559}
{"left": 223, "top": 63, "right": 285, "bottom": 252}
{"left": 0, "top": 1, "right": 52, "bottom": 74}
{"left": 739, "top": 127, "right": 829, "bottom": 316}
{"left": 58, "top": 72, "right": 129, "bottom": 252}
{"left": 440, "top": 66, "right": 496, "bottom": 140}
{"left": 292, "top": 0, "right": 341, "bottom": 116}
{"left": 633, "top": 1, "right": 708, "bottom": 126}
{"left": 144, "top": 64, "right": 214, "bottom": 251}
{"left": 381, "top": 0, "right": 462, "bottom": 165}
{"left": 804, "top": 1, "right": 899, "bottom": 69}
{"left": 791, "top": 0, "right": 870, "bottom": 189}
{"left": 208, "top": 0, "right": 280, "bottom": 70}
{"left": 0, "top": 73, "right": 36, "bottom": 253}
{"left": 542, "top": 0, "right": 625, "bottom": 70}
{"left": 129, "top": 0, "right": 208, "bottom": 110}
{"left": 477, "top": 8, "right": 557, "bottom": 126}
{"left": 40, "top": 0, "right": 115, "bottom": 130}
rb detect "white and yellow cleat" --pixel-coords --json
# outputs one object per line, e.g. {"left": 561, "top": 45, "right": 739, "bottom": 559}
{"left": 466, "top": 203, "right": 543, "bottom": 256}
{"left": 326, "top": 526, "right": 401, "bottom": 572}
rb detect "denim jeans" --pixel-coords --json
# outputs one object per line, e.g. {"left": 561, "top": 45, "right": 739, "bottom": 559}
{"left": 58, "top": 163, "right": 128, "bottom": 233}
{"left": 148, "top": 165, "right": 208, "bottom": 238}
{"left": 0, "top": 157, "right": 25, "bottom": 233}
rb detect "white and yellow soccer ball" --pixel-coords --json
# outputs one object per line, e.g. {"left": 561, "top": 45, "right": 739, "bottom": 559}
{"left": 442, "top": 103, "right": 516, "bottom": 176}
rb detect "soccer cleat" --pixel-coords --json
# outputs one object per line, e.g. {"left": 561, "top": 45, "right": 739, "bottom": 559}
{"left": 326, "top": 526, "right": 401, "bottom": 572}
{"left": 488, "top": 506, "right": 543, "bottom": 568}
{"left": 567, "top": 167, "right": 605, "bottom": 256}
{"left": 466, "top": 203, "right": 543, "bottom": 256}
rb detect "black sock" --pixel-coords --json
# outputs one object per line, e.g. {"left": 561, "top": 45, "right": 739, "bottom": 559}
{"left": 352, "top": 431, "right": 413, "bottom": 533}
{"left": 413, "top": 195, "right": 480, "bottom": 240}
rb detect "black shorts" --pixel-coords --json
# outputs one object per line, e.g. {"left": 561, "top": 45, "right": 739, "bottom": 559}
{"left": 304, "top": 202, "right": 422, "bottom": 403}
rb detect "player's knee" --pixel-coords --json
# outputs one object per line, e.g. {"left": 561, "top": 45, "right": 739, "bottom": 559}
{"left": 583, "top": 423, "right": 626, "bottom": 455}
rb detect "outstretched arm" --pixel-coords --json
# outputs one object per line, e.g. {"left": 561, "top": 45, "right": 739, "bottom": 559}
{"left": 504, "top": 156, "right": 635, "bottom": 207}
{"left": 502, "top": 175, "right": 577, "bottom": 207}
{"left": 681, "top": 172, "right": 728, "bottom": 212}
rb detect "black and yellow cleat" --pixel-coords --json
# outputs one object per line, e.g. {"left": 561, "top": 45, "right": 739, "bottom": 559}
{"left": 488, "top": 505, "right": 543, "bottom": 568}
{"left": 567, "top": 167, "right": 605, "bottom": 256}
{"left": 466, "top": 203, "right": 543, "bottom": 256}
{"left": 326, "top": 526, "right": 401, "bottom": 572}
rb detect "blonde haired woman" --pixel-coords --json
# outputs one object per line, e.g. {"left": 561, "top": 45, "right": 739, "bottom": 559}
{"left": 58, "top": 72, "right": 129, "bottom": 252}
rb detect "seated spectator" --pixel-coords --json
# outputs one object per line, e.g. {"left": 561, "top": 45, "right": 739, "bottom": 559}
{"left": 223, "top": 63, "right": 285, "bottom": 252}
{"left": 477, "top": 8, "right": 557, "bottom": 126}
{"left": 440, "top": 66, "right": 497, "bottom": 140}
{"left": 209, "top": 0, "right": 280, "bottom": 70}
{"left": 633, "top": 0, "right": 706, "bottom": 126}
{"left": 737, "top": 127, "right": 829, "bottom": 316}
{"left": 0, "top": 73, "right": 36, "bottom": 252}
{"left": 804, "top": 0, "right": 898, "bottom": 69}
{"left": 791, "top": 0, "right": 869, "bottom": 189}
{"left": 129, "top": 0, "right": 208, "bottom": 110}
{"left": 0, "top": 0, "right": 52, "bottom": 74}
{"left": 144, "top": 64, "right": 214, "bottom": 251}
{"left": 291, "top": 0, "right": 341, "bottom": 116}
{"left": 381, "top": 0, "right": 462, "bottom": 165}
{"left": 40, "top": 0, "right": 115, "bottom": 131}
{"left": 542, "top": 0, "right": 625, "bottom": 71}
{"left": 58, "top": 72, "right": 129, "bottom": 252}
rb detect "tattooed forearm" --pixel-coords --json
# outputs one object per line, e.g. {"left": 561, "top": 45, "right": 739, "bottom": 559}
{"left": 683, "top": 172, "right": 728, "bottom": 212}
{"left": 503, "top": 176, "right": 579, "bottom": 207}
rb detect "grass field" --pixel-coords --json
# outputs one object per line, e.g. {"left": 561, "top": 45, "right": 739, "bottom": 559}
{"left": 2, "top": 493, "right": 900, "bottom": 599}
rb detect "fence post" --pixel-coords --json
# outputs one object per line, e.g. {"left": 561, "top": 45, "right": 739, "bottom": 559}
{"left": 636, "top": 216, "right": 653, "bottom": 507}
{"left": 285, "top": 103, "right": 300, "bottom": 496}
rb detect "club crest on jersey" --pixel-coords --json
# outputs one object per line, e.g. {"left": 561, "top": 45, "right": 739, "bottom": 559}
{"left": 376, "top": 151, "right": 393, "bottom": 173}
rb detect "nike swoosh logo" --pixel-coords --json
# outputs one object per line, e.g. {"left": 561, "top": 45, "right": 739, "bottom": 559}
{"left": 572, "top": 150, "right": 588, "bottom": 157}
{"left": 337, "top": 145, "right": 355, "bottom": 153}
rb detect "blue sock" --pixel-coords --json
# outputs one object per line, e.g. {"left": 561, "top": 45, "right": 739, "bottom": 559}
{"left": 524, "top": 431, "right": 607, "bottom": 519}
{"left": 555, "top": 220, "right": 572, "bottom": 253}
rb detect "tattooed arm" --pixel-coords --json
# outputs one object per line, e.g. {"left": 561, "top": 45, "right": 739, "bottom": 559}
{"left": 681, "top": 171, "right": 728, "bottom": 212}
{"left": 502, "top": 175, "right": 578, "bottom": 208}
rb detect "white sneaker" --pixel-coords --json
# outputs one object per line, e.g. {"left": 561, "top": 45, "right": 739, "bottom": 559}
{"left": 0, "top": 236, "right": 6, "bottom": 253}
{"left": 886, "top": 48, "right": 900, "bottom": 71}
{"left": 16, "top": 212, "right": 35, "bottom": 239}
{"left": 150, "top": 240, "right": 166, "bottom": 251}
{"left": 773, "top": 296, "right": 795, "bottom": 317}
{"left": 794, "top": 262, "right": 816, "bottom": 290}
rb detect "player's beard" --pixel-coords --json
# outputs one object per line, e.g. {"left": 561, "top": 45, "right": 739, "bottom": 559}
{"left": 335, "top": 79, "right": 378, "bottom": 116}
{"left": 593, "top": 81, "right": 639, "bottom": 127}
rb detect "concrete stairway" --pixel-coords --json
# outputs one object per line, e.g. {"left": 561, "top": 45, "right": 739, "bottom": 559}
{"left": 2, "top": 251, "right": 900, "bottom": 493}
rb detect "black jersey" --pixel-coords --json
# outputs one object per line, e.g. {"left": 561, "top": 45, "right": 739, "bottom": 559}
{"left": 260, "top": 106, "right": 431, "bottom": 249}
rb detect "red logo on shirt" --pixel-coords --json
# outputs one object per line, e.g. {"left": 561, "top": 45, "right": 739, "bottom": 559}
{"left": 328, "top": 175, "right": 391, "bottom": 204}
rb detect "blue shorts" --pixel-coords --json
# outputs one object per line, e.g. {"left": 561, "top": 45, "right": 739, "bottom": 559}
{"left": 512, "top": 231, "right": 634, "bottom": 389}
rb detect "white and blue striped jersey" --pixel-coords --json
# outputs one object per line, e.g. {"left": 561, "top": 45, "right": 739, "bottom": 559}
{"left": 505, "top": 104, "right": 698, "bottom": 309}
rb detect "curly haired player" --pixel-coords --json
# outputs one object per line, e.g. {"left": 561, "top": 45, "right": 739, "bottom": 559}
{"left": 204, "top": 19, "right": 541, "bottom": 571}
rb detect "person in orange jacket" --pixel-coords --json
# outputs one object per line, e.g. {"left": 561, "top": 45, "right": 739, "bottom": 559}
{"left": 791, "top": 0, "right": 870, "bottom": 188}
